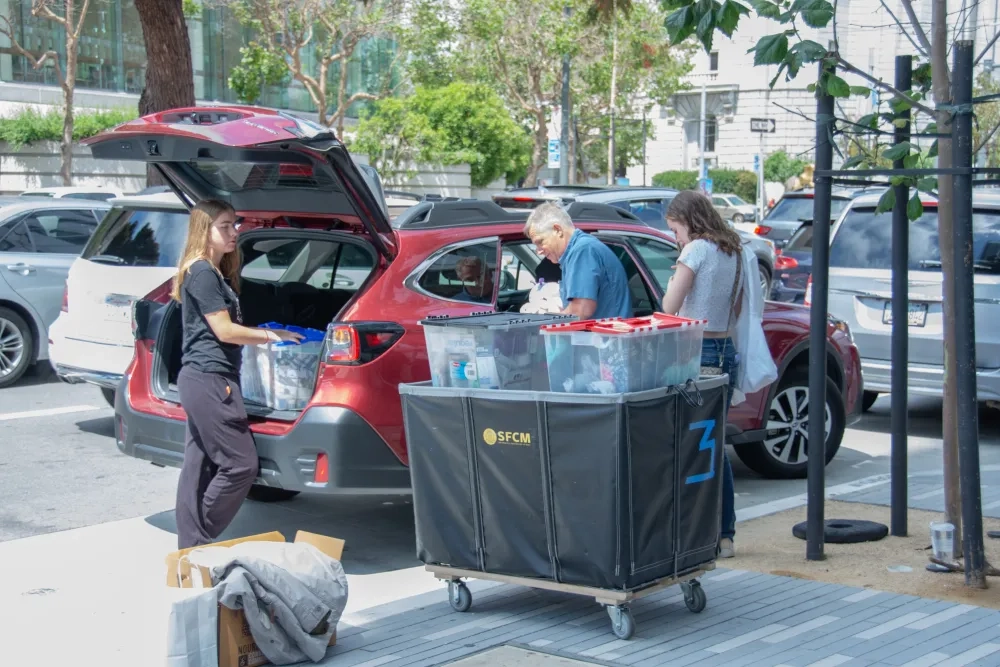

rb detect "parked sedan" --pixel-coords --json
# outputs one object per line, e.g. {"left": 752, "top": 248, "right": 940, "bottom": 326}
{"left": 711, "top": 193, "right": 757, "bottom": 225}
{"left": 0, "top": 198, "right": 111, "bottom": 386}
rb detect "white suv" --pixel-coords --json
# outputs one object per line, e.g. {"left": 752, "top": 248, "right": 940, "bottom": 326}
{"left": 48, "top": 192, "right": 189, "bottom": 405}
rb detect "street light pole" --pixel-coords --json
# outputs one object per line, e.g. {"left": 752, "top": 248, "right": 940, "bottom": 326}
{"left": 559, "top": 4, "right": 571, "bottom": 186}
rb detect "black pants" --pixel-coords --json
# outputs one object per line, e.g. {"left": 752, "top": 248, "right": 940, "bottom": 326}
{"left": 175, "top": 365, "right": 258, "bottom": 549}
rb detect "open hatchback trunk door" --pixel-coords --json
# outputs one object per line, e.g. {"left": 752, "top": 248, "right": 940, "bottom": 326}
{"left": 81, "top": 106, "right": 396, "bottom": 260}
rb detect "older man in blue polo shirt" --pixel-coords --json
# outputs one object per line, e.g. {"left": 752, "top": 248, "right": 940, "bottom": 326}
{"left": 523, "top": 202, "right": 632, "bottom": 319}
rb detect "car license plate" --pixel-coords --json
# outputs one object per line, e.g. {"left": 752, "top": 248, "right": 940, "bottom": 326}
{"left": 101, "top": 294, "right": 135, "bottom": 323}
{"left": 882, "top": 301, "right": 928, "bottom": 327}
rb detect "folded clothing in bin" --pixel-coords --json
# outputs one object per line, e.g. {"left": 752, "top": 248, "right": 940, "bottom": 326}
{"left": 541, "top": 315, "right": 706, "bottom": 394}
{"left": 241, "top": 323, "right": 325, "bottom": 410}
{"left": 420, "top": 312, "right": 574, "bottom": 390}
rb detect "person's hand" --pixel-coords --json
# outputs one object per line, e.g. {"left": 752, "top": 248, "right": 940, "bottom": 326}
{"left": 275, "top": 329, "right": 305, "bottom": 344}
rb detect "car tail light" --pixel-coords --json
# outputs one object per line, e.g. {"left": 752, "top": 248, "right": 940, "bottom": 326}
{"left": 774, "top": 253, "right": 799, "bottom": 271}
{"left": 754, "top": 225, "right": 772, "bottom": 236}
{"left": 323, "top": 322, "right": 404, "bottom": 365}
{"left": 314, "top": 452, "right": 329, "bottom": 484}
{"left": 804, "top": 275, "right": 813, "bottom": 306}
{"left": 61, "top": 283, "right": 69, "bottom": 312}
{"left": 512, "top": 196, "right": 539, "bottom": 203}
{"left": 278, "top": 164, "right": 313, "bottom": 177}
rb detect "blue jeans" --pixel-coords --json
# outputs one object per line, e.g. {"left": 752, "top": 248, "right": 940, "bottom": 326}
{"left": 701, "top": 337, "right": 738, "bottom": 541}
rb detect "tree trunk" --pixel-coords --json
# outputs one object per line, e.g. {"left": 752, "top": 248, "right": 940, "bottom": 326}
{"left": 526, "top": 109, "right": 549, "bottom": 187}
{"left": 607, "top": 6, "right": 618, "bottom": 186}
{"left": 60, "top": 45, "right": 76, "bottom": 186}
{"left": 134, "top": 0, "right": 196, "bottom": 186}
{"left": 932, "top": 0, "right": 963, "bottom": 556}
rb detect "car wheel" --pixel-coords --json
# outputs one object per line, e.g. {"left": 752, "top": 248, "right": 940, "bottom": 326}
{"left": 733, "top": 213, "right": 745, "bottom": 224}
{"left": 246, "top": 485, "right": 300, "bottom": 503}
{"left": 759, "top": 266, "right": 772, "bottom": 300}
{"left": 862, "top": 390, "right": 879, "bottom": 412}
{"left": 101, "top": 387, "right": 116, "bottom": 408}
{"left": 0, "top": 307, "right": 32, "bottom": 389}
{"left": 734, "top": 368, "right": 846, "bottom": 479}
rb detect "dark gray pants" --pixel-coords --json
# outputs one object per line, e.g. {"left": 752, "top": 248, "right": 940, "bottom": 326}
{"left": 176, "top": 365, "right": 258, "bottom": 549}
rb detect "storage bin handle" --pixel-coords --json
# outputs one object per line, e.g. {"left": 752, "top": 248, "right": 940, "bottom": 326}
{"left": 675, "top": 379, "right": 704, "bottom": 407}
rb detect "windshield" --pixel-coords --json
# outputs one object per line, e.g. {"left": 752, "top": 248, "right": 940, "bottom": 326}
{"left": 766, "top": 196, "right": 848, "bottom": 222}
{"left": 830, "top": 207, "right": 1000, "bottom": 272}
{"left": 726, "top": 195, "right": 748, "bottom": 206}
{"left": 785, "top": 224, "right": 813, "bottom": 251}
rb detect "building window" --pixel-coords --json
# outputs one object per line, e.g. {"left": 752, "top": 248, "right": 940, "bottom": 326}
{"left": 709, "top": 51, "right": 719, "bottom": 71}
{"left": 705, "top": 116, "right": 717, "bottom": 153}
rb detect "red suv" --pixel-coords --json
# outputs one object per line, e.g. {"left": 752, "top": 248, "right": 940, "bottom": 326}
{"left": 83, "top": 107, "right": 862, "bottom": 499}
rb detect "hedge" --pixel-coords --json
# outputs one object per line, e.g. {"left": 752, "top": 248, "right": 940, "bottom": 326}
{"left": 651, "top": 168, "right": 757, "bottom": 203}
{"left": 0, "top": 107, "right": 138, "bottom": 149}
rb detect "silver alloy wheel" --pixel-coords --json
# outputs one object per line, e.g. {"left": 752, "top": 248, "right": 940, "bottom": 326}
{"left": 0, "top": 316, "right": 25, "bottom": 378}
{"left": 733, "top": 213, "right": 745, "bottom": 224}
{"left": 764, "top": 385, "right": 832, "bottom": 466}
{"left": 759, "top": 266, "right": 771, "bottom": 299}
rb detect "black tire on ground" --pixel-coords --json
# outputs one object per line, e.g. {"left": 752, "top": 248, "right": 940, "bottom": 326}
{"left": 734, "top": 368, "right": 846, "bottom": 479}
{"left": 246, "top": 485, "right": 300, "bottom": 503}
{"left": 733, "top": 213, "right": 745, "bottom": 224}
{"left": 791, "top": 519, "right": 888, "bottom": 544}
{"left": 759, "top": 266, "right": 772, "bottom": 300}
{"left": 0, "top": 307, "right": 33, "bottom": 389}
{"left": 862, "top": 390, "right": 880, "bottom": 412}
{"left": 101, "top": 387, "right": 116, "bottom": 408}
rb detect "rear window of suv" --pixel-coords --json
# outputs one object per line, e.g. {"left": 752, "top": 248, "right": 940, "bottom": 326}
{"left": 766, "top": 196, "right": 849, "bottom": 222}
{"left": 830, "top": 206, "right": 1000, "bottom": 272}
{"left": 82, "top": 207, "right": 190, "bottom": 267}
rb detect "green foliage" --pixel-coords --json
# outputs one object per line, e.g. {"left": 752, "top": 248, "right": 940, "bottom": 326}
{"left": 182, "top": 0, "right": 201, "bottom": 20}
{"left": 351, "top": 83, "right": 531, "bottom": 187}
{"left": 228, "top": 42, "right": 290, "bottom": 105}
{"left": 764, "top": 150, "right": 809, "bottom": 183}
{"left": 0, "top": 107, "right": 138, "bottom": 148}
{"left": 651, "top": 168, "right": 758, "bottom": 202}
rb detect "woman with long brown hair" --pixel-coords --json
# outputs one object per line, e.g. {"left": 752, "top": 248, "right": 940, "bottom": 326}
{"left": 661, "top": 190, "right": 745, "bottom": 559}
{"left": 172, "top": 200, "right": 302, "bottom": 549}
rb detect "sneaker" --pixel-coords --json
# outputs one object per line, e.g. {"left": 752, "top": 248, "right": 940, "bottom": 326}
{"left": 719, "top": 538, "right": 735, "bottom": 559}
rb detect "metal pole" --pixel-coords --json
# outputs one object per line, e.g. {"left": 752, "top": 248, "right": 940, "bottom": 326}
{"left": 559, "top": 4, "right": 571, "bottom": 186}
{"left": 890, "top": 54, "right": 912, "bottom": 538}
{"left": 807, "top": 61, "right": 834, "bottom": 561}
{"left": 642, "top": 111, "right": 647, "bottom": 186}
{"left": 952, "top": 39, "right": 986, "bottom": 588}
{"left": 757, "top": 131, "right": 765, "bottom": 223}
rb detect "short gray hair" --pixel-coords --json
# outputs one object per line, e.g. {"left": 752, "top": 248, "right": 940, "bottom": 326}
{"left": 523, "top": 201, "right": 575, "bottom": 238}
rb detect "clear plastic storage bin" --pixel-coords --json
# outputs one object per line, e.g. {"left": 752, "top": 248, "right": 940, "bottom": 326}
{"left": 240, "top": 323, "right": 325, "bottom": 410}
{"left": 541, "top": 315, "right": 707, "bottom": 394}
{"left": 420, "top": 312, "right": 574, "bottom": 390}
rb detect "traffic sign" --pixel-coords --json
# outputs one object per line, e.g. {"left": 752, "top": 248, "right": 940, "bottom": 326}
{"left": 753, "top": 154, "right": 761, "bottom": 173}
{"left": 750, "top": 118, "right": 776, "bottom": 133}
{"left": 547, "top": 139, "right": 561, "bottom": 169}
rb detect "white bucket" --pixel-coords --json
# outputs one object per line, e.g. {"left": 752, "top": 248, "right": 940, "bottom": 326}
{"left": 930, "top": 522, "right": 955, "bottom": 560}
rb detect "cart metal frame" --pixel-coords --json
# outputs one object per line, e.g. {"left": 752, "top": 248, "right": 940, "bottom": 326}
{"left": 426, "top": 561, "right": 715, "bottom": 640}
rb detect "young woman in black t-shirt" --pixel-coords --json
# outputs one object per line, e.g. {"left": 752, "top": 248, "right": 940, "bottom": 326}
{"left": 170, "top": 200, "right": 302, "bottom": 549}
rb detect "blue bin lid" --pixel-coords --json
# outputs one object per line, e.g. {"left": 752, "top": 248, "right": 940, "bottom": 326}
{"left": 259, "top": 322, "right": 326, "bottom": 346}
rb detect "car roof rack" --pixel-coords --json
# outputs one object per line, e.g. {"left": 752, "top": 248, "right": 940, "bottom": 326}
{"left": 392, "top": 199, "right": 642, "bottom": 230}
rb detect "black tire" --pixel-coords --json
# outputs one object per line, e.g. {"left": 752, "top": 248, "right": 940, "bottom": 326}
{"left": 683, "top": 581, "right": 707, "bottom": 613}
{"left": 101, "top": 387, "right": 116, "bottom": 408}
{"left": 862, "top": 390, "right": 880, "bottom": 412}
{"left": 449, "top": 581, "right": 472, "bottom": 612}
{"left": 733, "top": 213, "right": 745, "bottom": 224}
{"left": 758, "top": 265, "right": 772, "bottom": 300}
{"left": 734, "top": 368, "right": 846, "bottom": 479}
{"left": 609, "top": 606, "right": 635, "bottom": 640}
{"left": 0, "top": 307, "right": 32, "bottom": 389}
{"left": 246, "top": 485, "right": 300, "bottom": 503}
{"left": 792, "top": 519, "right": 888, "bottom": 544}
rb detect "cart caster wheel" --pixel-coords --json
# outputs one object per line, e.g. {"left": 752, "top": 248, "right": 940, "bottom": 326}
{"left": 683, "top": 581, "right": 707, "bottom": 613}
{"left": 448, "top": 581, "right": 472, "bottom": 612}
{"left": 607, "top": 605, "right": 635, "bottom": 640}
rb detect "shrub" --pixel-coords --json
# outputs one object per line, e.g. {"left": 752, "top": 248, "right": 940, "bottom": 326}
{"left": 764, "top": 150, "right": 810, "bottom": 184}
{"left": 0, "top": 106, "right": 138, "bottom": 149}
{"left": 651, "top": 168, "right": 757, "bottom": 202}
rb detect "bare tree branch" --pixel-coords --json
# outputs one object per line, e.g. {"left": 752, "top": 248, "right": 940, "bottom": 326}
{"left": 772, "top": 101, "right": 815, "bottom": 123}
{"left": 880, "top": 0, "right": 927, "bottom": 56}
{"left": 836, "top": 56, "right": 937, "bottom": 116}
{"left": 975, "top": 119, "right": 1000, "bottom": 154}
{"left": 976, "top": 29, "right": 1000, "bottom": 65}
{"left": 30, "top": 0, "right": 67, "bottom": 27}
{"left": 73, "top": 0, "right": 93, "bottom": 40}
{"left": 900, "top": 0, "right": 932, "bottom": 54}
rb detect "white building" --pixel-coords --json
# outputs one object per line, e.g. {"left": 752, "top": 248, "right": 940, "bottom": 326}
{"left": 627, "top": 0, "right": 997, "bottom": 186}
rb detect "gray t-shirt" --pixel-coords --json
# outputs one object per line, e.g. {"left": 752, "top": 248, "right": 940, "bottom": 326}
{"left": 180, "top": 259, "right": 244, "bottom": 376}
{"left": 677, "top": 239, "right": 741, "bottom": 333}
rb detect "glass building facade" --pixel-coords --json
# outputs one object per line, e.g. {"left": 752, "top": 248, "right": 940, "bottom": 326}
{"left": 0, "top": 0, "right": 398, "bottom": 119}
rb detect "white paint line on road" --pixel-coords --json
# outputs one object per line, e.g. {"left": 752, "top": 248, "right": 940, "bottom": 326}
{"left": 912, "top": 488, "right": 946, "bottom": 500}
{"left": 842, "top": 589, "right": 882, "bottom": 603}
{"left": 705, "top": 624, "right": 789, "bottom": 653}
{"left": 762, "top": 616, "right": 839, "bottom": 643}
{"left": 937, "top": 643, "right": 1000, "bottom": 667}
{"left": 901, "top": 653, "right": 950, "bottom": 667}
{"left": 906, "top": 604, "right": 977, "bottom": 630}
{"left": 0, "top": 405, "right": 102, "bottom": 422}
{"left": 736, "top": 473, "right": 892, "bottom": 523}
{"left": 854, "top": 612, "right": 929, "bottom": 639}
{"left": 983, "top": 499, "right": 1000, "bottom": 511}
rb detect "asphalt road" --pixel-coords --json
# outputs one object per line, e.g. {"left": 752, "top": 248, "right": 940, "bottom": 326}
{"left": 3, "top": 365, "right": 1000, "bottom": 575}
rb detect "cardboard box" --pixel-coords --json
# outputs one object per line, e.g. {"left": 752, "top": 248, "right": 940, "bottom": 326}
{"left": 166, "top": 531, "right": 345, "bottom": 667}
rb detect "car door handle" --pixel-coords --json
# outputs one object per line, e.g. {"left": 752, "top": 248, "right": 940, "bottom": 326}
{"left": 5, "top": 263, "right": 35, "bottom": 275}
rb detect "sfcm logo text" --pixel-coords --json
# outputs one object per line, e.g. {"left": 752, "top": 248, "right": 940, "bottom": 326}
{"left": 483, "top": 428, "right": 531, "bottom": 446}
